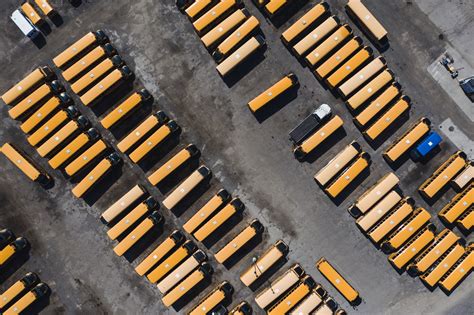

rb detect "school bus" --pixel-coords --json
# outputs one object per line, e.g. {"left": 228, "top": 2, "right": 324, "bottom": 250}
{"left": 71, "top": 153, "right": 121, "bottom": 198}
{"left": 71, "top": 55, "right": 124, "bottom": 95}
{"left": 0, "top": 237, "right": 28, "bottom": 268}
{"left": 129, "top": 121, "right": 179, "bottom": 163}
{"left": 353, "top": 84, "right": 401, "bottom": 128}
{"left": 148, "top": 144, "right": 200, "bottom": 186}
{"left": 157, "top": 250, "right": 207, "bottom": 294}
{"left": 452, "top": 163, "right": 473, "bottom": 191}
{"left": 420, "top": 243, "right": 465, "bottom": 288}
{"left": 20, "top": 93, "right": 68, "bottom": 134}
{"left": 457, "top": 207, "right": 473, "bottom": 232}
{"left": 438, "top": 244, "right": 473, "bottom": 293}
{"left": 388, "top": 227, "right": 435, "bottom": 270}
{"left": 281, "top": 2, "right": 329, "bottom": 44}
{"left": 21, "top": 2, "right": 43, "bottom": 25}
{"left": 117, "top": 111, "right": 168, "bottom": 153}
{"left": 48, "top": 128, "right": 100, "bottom": 169}
{"left": 356, "top": 191, "right": 403, "bottom": 233}
{"left": 3, "top": 283, "right": 49, "bottom": 315}
{"left": 101, "top": 89, "right": 151, "bottom": 129}
{"left": 1, "top": 143, "right": 51, "bottom": 186}
{"left": 268, "top": 276, "right": 316, "bottom": 315}
{"left": 64, "top": 139, "right": 108, "bottom": 177}
{"left": 147, "top": 241, "right": 197, "bottom": 283}
{"left": 363, "top": 96, "right": 410, "bottom": 142}
{"left": 216, "top": 35, "right": 265, "bottom": 77}
{"left": 101, "top": 184, "right": 146, "bottom": 224}
{"left": 349, "top": 172, "right": 399, "bottom": 218}
{"left": 107, "top": 197, "right": 157, "bottom": 240}
{"left": 214, "top": 219, "right": 264, "bottom": 264}
{"left": 314, "top": 141, "right": 361, "bottom": 187}
{"left": 201, "top": 9, "right": 248, "bottom": 49}
{"left": 8, "top": 80, "right": 63, "bottom": 119}
{"left": 162, "top": 165, "right": 211, "bottom": 210}
{"left": 34, "top": 0, "right": 54, "bottom": 16}
{"left": 189, "top": 281, "right": 233, "bottom": 315}
{"left": 213, "top": 16, "right": 260, "bottom": 62}
{"left": 161, "top": 263, "right": 213, "bottom": 307}
{"left": 383, "top": 117, "right": 431, "bottom": 163}
{"left": 62, "top": 44, "right": 115, "bottom": 82}
{"left": 135, "top": 230, "right": 184, "bottom": 276}
{"left": 438, "top": 184, "right": 473, "bottom": 224}
{"left": 346, "top": 69, "right": 394, "bottom": 111}
{"left": 337, "top": 56, "right": 386, "bottom": 98}
{"left": 315, "top": 37, "right": 363, "bottom": 80}
{"left": 368, "top": 197, "right": 414, "bottom": 244}
{"left": 240, "top": 240, "right": 289, "bottom": 287}
{"left": 305, "top": 24, "right": 352, "bottom": 68}
{"left": 1, "top": 66, "right": 54, "bottom": 106}
{"left": 0, "top": 272, "right": 38, "bottom": 310}
{"left": 419, "top": 151, "right": 468, "bottom": 199}
{"left": 325, "top": 153, "right": 370, "bottom": 199}
{"left": 294, "top": 115, "right": 344, "bottom": 160}
{"left": 53, "top": 30, "right": 108, "bottom": 69}
{"left": 193, "top": 198, "right": 245, "bottom": 242}
{"left": 113, "top": 211, "right": 163, "bottom": 257}
{"left": 37, "top": 116, "right": 89, "bottom": 158}
{"left": 407, "top": 229, "right": 460, "bottom": 275}
{"left": 193, "top": 0, "right": 238, "bottom": 35}
{"left": 183, "top": 189, "right": 231, "bottom": 234}
{"left": 185, "top": 0, "right": 213, "bottom": 21}
{"left": 255, "top": 264, "right": 305, "bottom": 309}
{"left": 248, "top": 73, "right": 298, "bottom": 113}
{"left": 289, "top": 288, "right": 325, "bottom": 314}
{"left": 381, "top": 207, "right": 433, "bottom": 253}
{"left": 265, "top": 0, "right": 288, "bottom": 16}
{"left": 326, "top": 47, "right": 372, "bottom": 89}
{"left": 80, "top": 66, "right": 133, "bottom": 106}
{"left": 293, "top": 16, "right": 339, "bottom": 57}
{"left": 316, "top": 258, "right": 359, "bottom": 304}
{"left": 346, "top": 0, "right": 388, "bottom": 45}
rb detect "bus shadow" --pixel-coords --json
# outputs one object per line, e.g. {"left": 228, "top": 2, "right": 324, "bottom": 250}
{"left": 49, "top": 13, "right": 64, "bottom": 28}
{"left": 170, "top": 179, "right": 212, "bottom": 217}
{"left": 327, "top": 166, "right": 371, "bottom": 206}
{"left": 201, "top": 211, "right": 244, "bottom": 249}
{"left": 0, "top": 248, "right": 30, "bottom": 284}
{"left": 222, "top": 48, "right": 267, "bottom": 88}
{"left": 253, "top": 84, "right": 299, "bottom": 123}
{"left": 418, "top": 184, "right": 453, "bottom": 207}
{"left": 32, "top": 33, "right": 47, "bottom": 49}
{"left": 155, "top": 156, "right": 201, "bottom": 195}
{"left": 221, "top": 233, "right": 263, "bottom": 270}
{"left": 300, "top": 127, "right": 347, "bottom": 164}
{"left": 82, "top": 165, "right": 124, "bottom": 206}
{"left": 89, "top": 81, "right": 135, "bottom": 117}
{"left": 135, "top": 131, "right": 182, "bottom": 173}
{"left": 24, "top": 289, "right": 51, "bottom": 314}
{"left": 123, "top": 224, "right": 165, "bottom": 263}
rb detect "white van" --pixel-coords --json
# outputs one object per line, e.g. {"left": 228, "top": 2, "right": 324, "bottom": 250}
{"left": 11, "top": 10, "right": 40, "bottom": 39}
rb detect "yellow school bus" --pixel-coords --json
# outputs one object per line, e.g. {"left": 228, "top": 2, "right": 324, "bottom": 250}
{"left": 183, "top": 189, "right": 231, "bottom": 234}
{"left": 438, "top": 244, "right": 473, "bottom": 293}
{"left": 248, "top": 73, "right": 298, "bottom": 113}
{"left": 134, "top": 230, "right": 184, "bottom": 276}
{"left": 117, "top": 111, "right": 168, "bottom": 153}
{"left": 325, "top": 153, "right": 370, "bottom": 199}
{"left": 420, "top": 244, "right": 465, "bottom": 288}
{"left": 363, "top": 96, "right": 410, "bottom": 142}
{"left": 326, "top": 47, "right": 372, "bottom": 89}
{"left": 407, "top": 229, "right": 460, "bottom": 275}
{"left": 1, "top": 66, "right": 54, "bottom": 106}
{"left": 101, "top": 89, "right": 151, "bottom": 129}
{"left": 20, "top": 94, "right": 63, "bottom": 134}
{"left": 240, "top": 240, "right": 289, "bottom": 287}
{"left": 100, "top": 184, "right": 146, "bottom": 224}
{"left": 268, "top": 276, "right": 316, "bottom": 314}
{"left": 452, "top": 163, "right": 473, "bottom": 191}
{"left": 71, "top": 153, "right": 121, "bottom": 198}
{"left": 64, "top": 139, "right": 108, "bottom": 177}
{"left": 388, "top": 227, "right": 435, "bottom": 270}
{"left": 53, "top": 30, "right": 108, "bottom": 69}
{"left": 48, "top": 128, "right": 100, "bottom": 169}
{"left": 71, "top": 56, "right": 124, "bottom": 95}
{"left": 1, "top": 143, "right": 51, "bottom": 186}
{"left": 3, "top": 283, "right": 49, "bottom": 315}
{"left": 419, "top": 151, "right": 468, "bottom": 199}
{"left": 383, "top": 117, "right": 431, "bottom": 163}
{"left": 315, "top": 37, "right": 363, "bottom": 80}
{"left": 185, "top": 0, "right": 213, "bottom": 21}
{"left": 346, "top": 69, "right": 394, "bottom": 111}
{"left": 0, "top": 272, "right": 38, "bottom": 310}
{"left": 201, "top": 9, "right": 248, "bottom": 49}
{"left": 188, "top": 281, "right": 233, "bottom": 315}
{"left": 113, "top": 211, "right": 163, "bottom": 257}
{"left": 0, "top": 237, "right": 28, "bottom": 268}
{"left": 62, "top": 44, "right": 115, "bottom": 82}
{"left": 129, "top": 121, "right": 179, "bottom": 163}
{"left": 337, "top": 56, "right": 386, "bottom": 98}
{"left": 21, "top": 2, "right": 43, "bottom": 25}
{"left": 193, "top": 0, "right": 238, "bottom": 35}
{"left": 294, "top": 115, "right": 344, "bottom": 160}
{"left": 316, "top": 258, "right": 359, "bottom": 304}
{"left": 353, "top": 84, "right": 400, "bottom": 128}
{"left": 305, "top": 24, "right": 352, "bottom": 68}
{"left": 346, "top": 0, "right": 388, "bottom": 45}
{"left": 456, "top": 208, "right": 473, "bottom": 232}
{"left": 213, "top": 16, "right": 260, "bottom": 62}
{"left": 356, "top": 191, "right": 403, "bottom": 233}
{"left": 193, "top": 198, "right": 245, "bottom": 242}
{"left": 438, "top": 183, "right": 473, "bottom": 224}
{"left": 34, "top": 0, "right": 54, "bottom": 16}
{"left": 281, "top": 2, "right": 329, "bottom": 44}
{"left": 293, "top": 16, "right": 339, "bottom": 57}
{"left": 216, "top": 36, "right": 265, "bottom": 77}
{"left": 214, "top": 219, "right": 264, "bottom": 264}
{"left": 147, "top": 144, "right": 200, "bottom": 186}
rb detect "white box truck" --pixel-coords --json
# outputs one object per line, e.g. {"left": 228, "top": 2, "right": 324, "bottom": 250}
{"left": 11, "top": 9, "right": 40, "bottom": 39}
